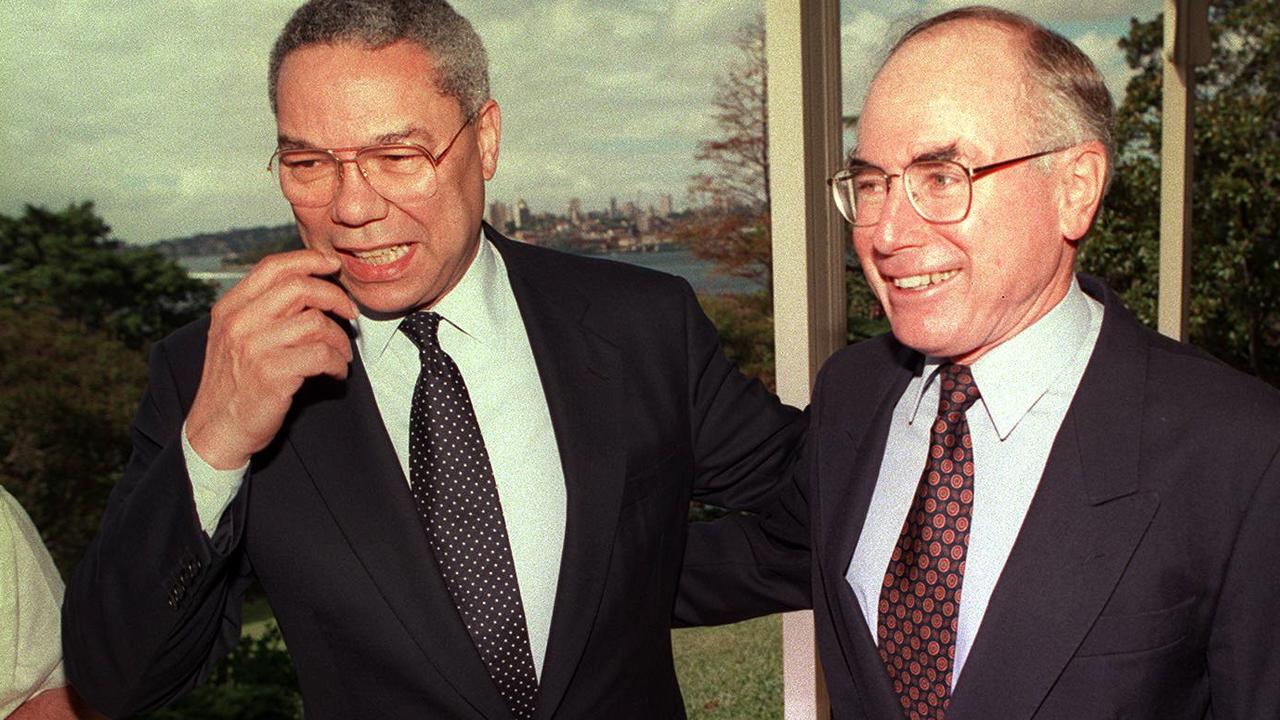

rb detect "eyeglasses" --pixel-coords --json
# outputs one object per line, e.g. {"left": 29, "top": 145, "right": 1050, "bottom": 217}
{"left": 267, "top": 117, "right": 474, "bottom": 208}
{"left": 827, "top": 147, "right": 1069, "bottom": 227}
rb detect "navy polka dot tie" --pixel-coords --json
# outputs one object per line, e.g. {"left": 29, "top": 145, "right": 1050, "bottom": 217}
{"left": 877, "top": 363, "right": 980, "bottom": 720}
{"left": 400, "top": 312, "right": 539, "bottom": 719}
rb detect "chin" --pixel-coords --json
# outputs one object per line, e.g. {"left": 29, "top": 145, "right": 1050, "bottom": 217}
{"left": 343, "top": 284, "right": 424, "bottom": 319}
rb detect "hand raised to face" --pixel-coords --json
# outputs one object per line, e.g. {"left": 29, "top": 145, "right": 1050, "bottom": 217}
{"left": 185, "top": 249, "right": 358, "bottom": 470}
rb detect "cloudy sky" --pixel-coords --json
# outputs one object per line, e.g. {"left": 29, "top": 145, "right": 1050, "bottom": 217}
{"left": 0, "top": 0, "right": 1158, "bottom": 245}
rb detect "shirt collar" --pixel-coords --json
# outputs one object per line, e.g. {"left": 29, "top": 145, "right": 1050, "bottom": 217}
{"left": 354, "top": 230, "right": 499, "bottom": 368}
{"left": 905, "top": 277, "right": 1094, "bottom": 439}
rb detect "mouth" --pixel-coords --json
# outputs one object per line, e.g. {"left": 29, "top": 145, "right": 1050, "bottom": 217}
{"left": 891, "top": 269, "right": 958, "bottom": 290}
{"left": 344, "top": 244, "right": 411, "bottom": 266}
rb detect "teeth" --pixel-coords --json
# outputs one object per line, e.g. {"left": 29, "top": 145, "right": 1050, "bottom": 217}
{"left": 352, "top": 244, "right": 410, "bottom": 265}
{"left": 893, "top": 270, "right": 957, "bottom": 289}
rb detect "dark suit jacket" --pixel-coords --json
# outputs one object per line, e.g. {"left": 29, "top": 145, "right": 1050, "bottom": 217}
{"left": 63, "top": 226, "right": 804, "bottom": 719}
{"left": 679, "top": 275, "right": 1280, "bottom": 718}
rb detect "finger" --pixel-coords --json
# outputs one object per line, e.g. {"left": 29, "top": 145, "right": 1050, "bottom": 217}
{"left": 236, "top": 309, "right": 352, "bottom": 368}
{"left": 223, "top": 250, "right": 357, "bottom": 318}
{"left": 216, "top": 275, "right": 356, "bottom": 344}
{"left": 260, "top": 342, "right": 353, "bottom": 386}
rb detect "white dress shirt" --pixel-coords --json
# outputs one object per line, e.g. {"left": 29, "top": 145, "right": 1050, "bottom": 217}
{"left": 846, "top": 277, "right": 1103, "bottom": 687}
{"left": 185, "top": 235, "right": 567, "bottom": 677}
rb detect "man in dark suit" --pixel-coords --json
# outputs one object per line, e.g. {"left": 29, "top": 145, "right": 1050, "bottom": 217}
{"left": 680, "top": 6, "right": 1280, "bottom": 719}
{"left": 62, "top": 1, "right": 803, "bottom": 718}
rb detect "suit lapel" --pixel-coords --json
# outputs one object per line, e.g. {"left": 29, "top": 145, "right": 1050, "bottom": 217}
{"left": 285, "top": 334, "right": 512, "bottom": 719}
{"left": 491, "top": 233, "right": 627, "bottom": 719}
{"left": 817, "top": 347, "right": 917, "bottom": 719}
{"left": 946, "top": 282, "right": 1161, "bottom": 720}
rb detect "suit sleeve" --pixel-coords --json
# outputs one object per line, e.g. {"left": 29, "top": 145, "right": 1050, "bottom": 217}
{"left": 62, "top": 337, "right": 255, "bottom": 718}
{"left": 672, "top": 283, "right": 813, "bottom": 625}
{"left": 1207, "top": 443, "right": 1280, "bottom": 716}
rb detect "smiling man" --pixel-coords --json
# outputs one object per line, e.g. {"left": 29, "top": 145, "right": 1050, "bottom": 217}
{"left": 62, "top": 1, "right": 805, "bottom": 718}
{"left": 679, "top": 6, "right": 1280, "bottom": 719}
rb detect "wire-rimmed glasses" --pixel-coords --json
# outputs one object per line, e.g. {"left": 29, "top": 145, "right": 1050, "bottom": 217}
{"left": 827, "top": 147, "right": 1069, "bottom": 227}
{"left": 267, "top": 117, "right": 474, "bottom": 208}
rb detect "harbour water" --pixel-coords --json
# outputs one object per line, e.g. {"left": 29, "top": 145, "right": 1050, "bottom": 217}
{"left": 181, "top": 247, "right": 760, "bottom": 298}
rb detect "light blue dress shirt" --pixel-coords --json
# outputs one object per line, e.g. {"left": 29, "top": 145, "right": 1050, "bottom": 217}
{"left": 846, "top": 277, "right": 1104, "bottom": 688}
{"left": 185, "top": 235, "right": 567, "bottom": 678}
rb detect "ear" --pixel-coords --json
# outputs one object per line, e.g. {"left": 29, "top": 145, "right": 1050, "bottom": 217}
{"left": 1056, "top": 140, "right": 1107, "bottom": 241}
{"left": 474, "top": 99, "right": 502, "bottom": 181}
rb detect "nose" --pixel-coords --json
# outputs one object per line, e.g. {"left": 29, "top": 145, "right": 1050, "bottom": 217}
{"left": 329, "top": 158, "right": 389, "bottom": 227}
{"left": 869, "top": 176, "right": 925, "bottom": 255}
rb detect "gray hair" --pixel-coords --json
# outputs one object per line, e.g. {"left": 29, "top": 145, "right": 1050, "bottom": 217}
{"left": 268, "top": 0, "right": 490, "bottom": 119}
{"left": 882, "top": 6, "right": 1115, "bottom": 195}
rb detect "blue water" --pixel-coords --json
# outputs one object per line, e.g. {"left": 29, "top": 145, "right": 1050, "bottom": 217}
{"left": 183, "top": 247, "right": 760, "bottom": 298}
{"left": 578, "top": 249, "right": 760, "bottom": 295}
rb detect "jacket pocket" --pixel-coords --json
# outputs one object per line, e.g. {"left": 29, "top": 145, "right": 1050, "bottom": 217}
{"left": 1075, "top": 595, "right": 1197, "bottom": 657}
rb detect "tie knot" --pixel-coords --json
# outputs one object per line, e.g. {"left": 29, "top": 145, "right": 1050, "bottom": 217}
{"left": 938, "top": 363, "right": 980, "bottom": 414}
{"left": 399, "top": 311, "right": 443, "bottom": 353}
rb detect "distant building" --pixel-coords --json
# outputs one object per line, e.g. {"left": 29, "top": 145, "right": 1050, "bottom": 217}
{"left": 567, "top": 198, "right": 583, "bottom": 226}
{"left": 609, "top": 196, "right": 619, "bottom": 219}
{"left": 516, "top": 198, "right": 531, "bottom": 229}
{"left": 658, "top": 194, "right": 673, "bottom": 218}
{"left": 487, "top": 201, "right": 510, "bottom": 231}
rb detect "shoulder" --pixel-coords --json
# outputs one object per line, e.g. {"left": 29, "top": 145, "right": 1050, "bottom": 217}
{"left": 1088, "top": 288, "right": 1280, "bottom": 472}
{"left": 1142, "top": 325, "right": 1280, "bottom": 438}
{"left": 818, "top": 334, "right": 915, "bottom": 388}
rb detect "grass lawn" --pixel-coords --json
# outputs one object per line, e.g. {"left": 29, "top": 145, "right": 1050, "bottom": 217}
{"left": 240, "top": 598, "right": 784, "bottom": 718}
{"left": 673, "top": 614, "right": 783, "bottom": 719}
{"left": 240, "top": 596, "right": 276, "bottom": 639}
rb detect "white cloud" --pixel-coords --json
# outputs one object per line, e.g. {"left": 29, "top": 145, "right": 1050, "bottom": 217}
{"left": 836, "top": 0, "right": 1158, "bottom": 121}
{"left": 1, "top": 0, "right": 1157, "bottom": 243}
{"left": 1073, "top": 31, "right": 1140, "bottom": 103}
{"left": 920, "top": 0, "right": 1152, "bottom": 23}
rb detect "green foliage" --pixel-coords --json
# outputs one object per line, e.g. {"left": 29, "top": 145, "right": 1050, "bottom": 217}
{"left": 0, "top": 202, "right": 216, "bottom": 349}
{"left": 673, "top": 614, "right": 782, "bottom": 719}
{"left": 1081, "top": 0, "right": 1280, "bottom": 385}
{"left": 846, "top": 250, "right": 890, "bottom": 344}
{"left": 0, "top": 201, "right": 218, "bottom": 575}
{"left": 698, "top": 292, "right": 776, "bottom": 389}
{"left": 0, "top": 307, "right": 148, "bottom": 575}
{"left": 133, "top": 625, "right": 303, "bottom": 720}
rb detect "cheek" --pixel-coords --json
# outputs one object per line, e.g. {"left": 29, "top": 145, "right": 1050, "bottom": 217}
{"left": 291, "top": 212, "right": 327, "bottom": 247}
{"left": 852, "top": 235, "right": 876, "bottom": 271}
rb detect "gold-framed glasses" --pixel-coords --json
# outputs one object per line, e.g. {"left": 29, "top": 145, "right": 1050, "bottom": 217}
{"left": 827, "top": 146, "right": 1070, "bottom": 227}
{"left": 267, "top": 116, "right": 474, "bottom": 208}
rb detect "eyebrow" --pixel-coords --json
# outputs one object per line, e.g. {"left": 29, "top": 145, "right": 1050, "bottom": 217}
{"left": 275, "top": 126, "right": 432, "bottom": 150}
{"left": 912, "top": 143, "right": 960, "bottom": 163}
{"left": 846, "top": 142, "right": 962, "bottom": 172}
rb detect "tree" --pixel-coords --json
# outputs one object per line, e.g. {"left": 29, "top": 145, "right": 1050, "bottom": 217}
{"left": 1081, "top": 0, "right": 1279, "bottom": 385}
{"left": 679, "top": 13, "right": 773, "bottom": 294}
{"left": 0, "top": 202, "right": 218, "bottom": 572}
{"left": 0, "top": 307, "right": 148, "bottom": 575}
{"left": 0, "top": 202, "right": 216, "bottom": 349}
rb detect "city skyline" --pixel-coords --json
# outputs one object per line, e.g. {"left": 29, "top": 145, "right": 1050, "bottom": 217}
{"left": 1, "top": 0, "right": 1159, "bottom": 245}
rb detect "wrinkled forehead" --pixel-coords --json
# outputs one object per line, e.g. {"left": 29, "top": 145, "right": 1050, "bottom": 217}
{"left": 857, "top": 22, "right": 1036, "bottom": 163}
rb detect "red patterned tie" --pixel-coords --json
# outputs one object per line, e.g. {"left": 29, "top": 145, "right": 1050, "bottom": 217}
{"left": 878, "top": 363, "right": 980, "bottom": 720}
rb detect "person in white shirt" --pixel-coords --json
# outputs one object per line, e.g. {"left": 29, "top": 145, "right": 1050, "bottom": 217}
{"left": 1, "top": 487, "right": 96, "bottom": 719}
